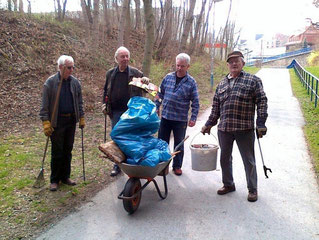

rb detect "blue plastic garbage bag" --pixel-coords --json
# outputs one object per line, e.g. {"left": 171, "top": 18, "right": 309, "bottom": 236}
{"left": 111, "top": 96, "right": 171, "bottom": 166}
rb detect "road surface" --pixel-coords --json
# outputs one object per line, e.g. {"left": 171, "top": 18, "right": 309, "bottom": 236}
{"left": 37, "top": 68, "right": 319, "bottom": 240}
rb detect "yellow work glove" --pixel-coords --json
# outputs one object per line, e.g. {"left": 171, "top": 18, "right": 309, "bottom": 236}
{"left": 201, "top": 125, "right": 212, "bottom": 135}
{"left": 79, "top": 117, "right": 85, "bottom": 129}
{"left": 43, "top": 120, "right": 54, "bottom": 137}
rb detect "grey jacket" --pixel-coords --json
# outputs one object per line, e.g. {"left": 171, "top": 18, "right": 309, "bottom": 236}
{"left": 39, "top": 72, "right": 84, "bottom": 128}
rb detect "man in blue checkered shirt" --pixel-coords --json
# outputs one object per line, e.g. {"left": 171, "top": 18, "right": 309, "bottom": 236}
{"left": 155, "top": 53, "right": 199, "bottom": 176}
{"left": 201, "top": 51, "right": 268, "bottom": 202}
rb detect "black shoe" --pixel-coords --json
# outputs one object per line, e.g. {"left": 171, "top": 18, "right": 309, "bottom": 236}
{"left": 110, "top": 164, "right": 121, "bottom": 177}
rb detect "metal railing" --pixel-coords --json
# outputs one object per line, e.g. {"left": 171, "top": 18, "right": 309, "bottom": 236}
{"left": 246, "top": 47, "right": 312, "bottom": 66}
{"left": 288, "top": 59, "right": 319, "bottom": 108}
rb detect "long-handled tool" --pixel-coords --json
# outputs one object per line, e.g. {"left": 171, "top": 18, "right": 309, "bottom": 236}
{"left": 33, "top": 68, "right": 65, "bottom": 188}
{"left": 256, "top": 130, "right": 272, "bottom": 178}
{"left": 104, "top": 114, "right": 107, "bottom": 143}
{"left": 81, "top": 128, "right": 86, "bottom": 181}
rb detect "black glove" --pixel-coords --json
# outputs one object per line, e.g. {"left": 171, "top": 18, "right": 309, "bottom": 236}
{"left": 256, "top": 126, "right": 267, "bottom": 138}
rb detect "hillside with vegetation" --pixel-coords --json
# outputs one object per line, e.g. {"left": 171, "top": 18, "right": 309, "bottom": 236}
{"left": 0, "top": 10, "right": 229, "bottom": 240}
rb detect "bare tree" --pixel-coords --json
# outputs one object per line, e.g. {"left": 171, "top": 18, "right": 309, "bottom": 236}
{"left": 134, "top": 0, "right": 141, "bottom": 30}
{"left": 118, "top": 0, "right": 129, "bottom": 47}
{"left": 123, "top": 0, "right": 131, "bottom": 47}
{"left": 198, "top": 0, "right": 214, "bottom": 54}
{"left": 179, "top": 0, "right": 196, "bottom": 52}
{"left": 12, "top": 0, "right": 17, "bottom": 11}
{"left": 313, "top": 0, "right": 319, "bottom": 7}
{"left": 8, "top": 0, "right": 12, "bottom": 11}
{"left": 18, "top": 0, "right": 23, "bottom": 12}
{"left": 142, "top": 0, "right": 155, "bottom": 77}
{"left": 220, "top": 0, "right": 232, "bottom": 60}
{"left": 188, "top": 0, "right": 207, "bottom": 55}
{"left": 156, "top": 0, "right": 173, "bottom": 59}
{"left": 27, "top": 0, "right": 31, "bottom": 14}
{"left": 102, "top": 0, "right": 111, "bottom": 36}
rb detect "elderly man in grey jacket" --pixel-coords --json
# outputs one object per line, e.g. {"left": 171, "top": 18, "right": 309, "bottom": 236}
{"left": 40, "top": 55, "right": 85, "bottom": 191}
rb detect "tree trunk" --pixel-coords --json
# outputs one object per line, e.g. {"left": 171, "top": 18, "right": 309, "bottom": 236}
{"left": 56, "top": 0, "right": 62, "bottom": 21}
{"left": 102, "top": 0, "right": 111, "bottom": 36}
{"left": 188, "top": 0, "right": 207, "bottom": 55}
{"left": 12, "top": 0, "right": 17, "bottom": 11}
{"left": 142, "top": 0, "right": 154, "bottom": 77}
{"left": 134, "top": 0, "right": 141, "bottom": 30}
{"left": 8, "top": 0, "right": 12, "bottom": 11}
{"left": 156, "top": 0, "right": 172, "bottom": 60}
{"left": 27, "top": 0, "right": 31, "bottom": 14}
{"left": 118, "top": 0, "right": 129, "bottom": 47}
{"left": 18, "top": 0, "right": 23, "bottom": 12}
{"left": 62, "top": 0, "right": 68, "bottom": 20}
{"left": 124, "top": 0, "right": 131, "bottom": 47}
{"left": 198, "top": 0, "right": 213, "bottom": 54}
{"left": 179, "top": 0, "right": 196, "bottom": 52}
{"left": 220, "top": 0, "right": 232, "bottom": 60}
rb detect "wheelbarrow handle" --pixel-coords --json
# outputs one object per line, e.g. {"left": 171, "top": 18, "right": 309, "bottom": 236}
{"left": 174, "top": 135, "right": 189, "bottom": 152}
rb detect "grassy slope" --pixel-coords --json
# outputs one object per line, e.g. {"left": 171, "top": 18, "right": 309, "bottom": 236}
{"left": 289, "top": 67, "right": 319, "bottom": 177}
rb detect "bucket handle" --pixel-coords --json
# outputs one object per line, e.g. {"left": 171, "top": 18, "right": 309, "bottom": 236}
{"left": 190, "top": 131, "right": 218, "bottom": 146}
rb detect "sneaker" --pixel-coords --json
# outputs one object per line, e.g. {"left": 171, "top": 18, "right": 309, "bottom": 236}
{"left": 217, "top": 185, "right": 236, "bottom": 195}
{"left": 110, "top": 164, "right": 121, "bottom": 177}
{"left": 173, "top": 168, "right": 182, "bottom": 176}
{"left": 247, "top": 191, "right": 258, "bottom": 202}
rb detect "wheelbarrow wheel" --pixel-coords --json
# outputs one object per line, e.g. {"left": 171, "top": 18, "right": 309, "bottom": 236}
{"left": 123, "top": 178, "right": 142, "bottom": 214}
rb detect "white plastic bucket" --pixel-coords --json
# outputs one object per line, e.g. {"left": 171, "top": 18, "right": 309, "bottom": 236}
{"left": 190, "top": 132, "right": 219, "bottom": 171}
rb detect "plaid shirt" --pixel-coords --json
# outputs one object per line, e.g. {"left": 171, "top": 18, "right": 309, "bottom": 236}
{"left": 155, "top": 72, "right": 199, "bottom": 122}
{"left": 206, "top": 71, "right": 268, "bottom": 131}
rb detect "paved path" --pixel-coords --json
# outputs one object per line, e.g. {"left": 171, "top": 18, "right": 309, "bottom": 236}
{"left": 37, "top": 69, "right": 319, "bottom": 240}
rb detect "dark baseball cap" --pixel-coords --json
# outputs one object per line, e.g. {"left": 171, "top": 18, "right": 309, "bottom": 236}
{"left": 226, "top": 51, "right": 244, "bottom": 62}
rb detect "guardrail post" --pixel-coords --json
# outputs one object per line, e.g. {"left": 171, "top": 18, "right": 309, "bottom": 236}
{"left": 315, "top": 78, "right": 318, "bottom": 108}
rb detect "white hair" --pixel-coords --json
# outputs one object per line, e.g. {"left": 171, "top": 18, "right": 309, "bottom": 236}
{"left": 57, "top": 55, "right": 74, "bottom": 66}
{"left": 114, "top": 46, "right": 130, "bottom": 63}
{"left": 176, "top": 53, "right": 190, "bottom": 65}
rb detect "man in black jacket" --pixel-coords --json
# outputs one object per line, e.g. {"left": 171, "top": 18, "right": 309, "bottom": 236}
{"left": 40, "top": 55, "right": 85, "bottom": 191}
{"left": 102, "top": 46, "right": 146, "bottom": 176}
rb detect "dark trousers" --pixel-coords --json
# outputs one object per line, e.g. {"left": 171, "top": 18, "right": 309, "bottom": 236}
{"left": 158, "top": 118, "right": 187, "bottom": 169}
{"left": 218, "top": 129, "right": 257, "bottom": 192}
{"left": 50, "top": 116, "right": 76, "bottom": 183}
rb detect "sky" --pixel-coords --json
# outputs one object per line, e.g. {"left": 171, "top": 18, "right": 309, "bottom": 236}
{"left": 8, "top": 0, "right": 319, "bottom": 41}
{"left": 214, "top": 0, "right": 319, "bottom": 40}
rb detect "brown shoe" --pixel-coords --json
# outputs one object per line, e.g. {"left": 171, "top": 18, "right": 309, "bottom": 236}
{"left": 173, "top": 168, "right": 182, "bottom": 176}
{"left": 50, "top": 183, "right": 58, "bottom": 191}
{"left": 217, "top": 185, "right": 236, "bottom": 195}
{"left": 62, "top": 178, "right": 76, "bottom": 186}
{"left": 247, "top": 191, "right": 258, "bottom": 202}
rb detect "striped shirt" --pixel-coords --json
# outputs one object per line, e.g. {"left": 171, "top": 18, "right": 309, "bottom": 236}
{"left": 205, "top": 71, "right": 268, "bottom": 131}
{"left": 155, "top": 72, "right": 199, "bottom": 122}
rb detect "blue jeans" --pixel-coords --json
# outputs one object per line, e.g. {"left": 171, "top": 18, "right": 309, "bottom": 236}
{"left": 218, "top": 129, "right": 257, "bottom": 192}
{"left": 158, "top": 118, "right": 187, "bottom": 169}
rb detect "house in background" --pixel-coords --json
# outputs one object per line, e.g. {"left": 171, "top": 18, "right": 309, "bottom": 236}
{"left": 285, "top": 22, "right": 319, "bottom": 51}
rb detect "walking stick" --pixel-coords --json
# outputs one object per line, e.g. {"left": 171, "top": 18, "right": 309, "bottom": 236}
{"left": 81, "top": 128, "right": 86, "bottom": 181}
{"left": 256, "top": 130, "right": 272, "bottom": 178}
{"left": 104, "top": 114, "right": 107, "bottom": 143}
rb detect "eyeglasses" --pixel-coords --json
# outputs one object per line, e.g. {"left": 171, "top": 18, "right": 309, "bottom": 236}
{"left": 66, "top": 66, "right": 75, "bottom": 70}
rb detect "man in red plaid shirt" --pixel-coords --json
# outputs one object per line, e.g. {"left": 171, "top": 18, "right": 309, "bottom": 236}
{"left": 201, "top": 51, "right": 268, "bottom": 202}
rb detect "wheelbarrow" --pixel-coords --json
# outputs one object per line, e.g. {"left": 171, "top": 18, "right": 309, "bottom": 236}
{"left": 117, "top": 136, "right": 189, "bottom": 214}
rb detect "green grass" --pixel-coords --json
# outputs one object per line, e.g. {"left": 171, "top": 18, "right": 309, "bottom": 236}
{"left": 243, "top": 66, "right": 260, "bottom": 75}
{"left": 290, "top": 69, "right": 319, "bottom": 176}
{"left": 305, "top": 66, "right": 319, "bottom": 78}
